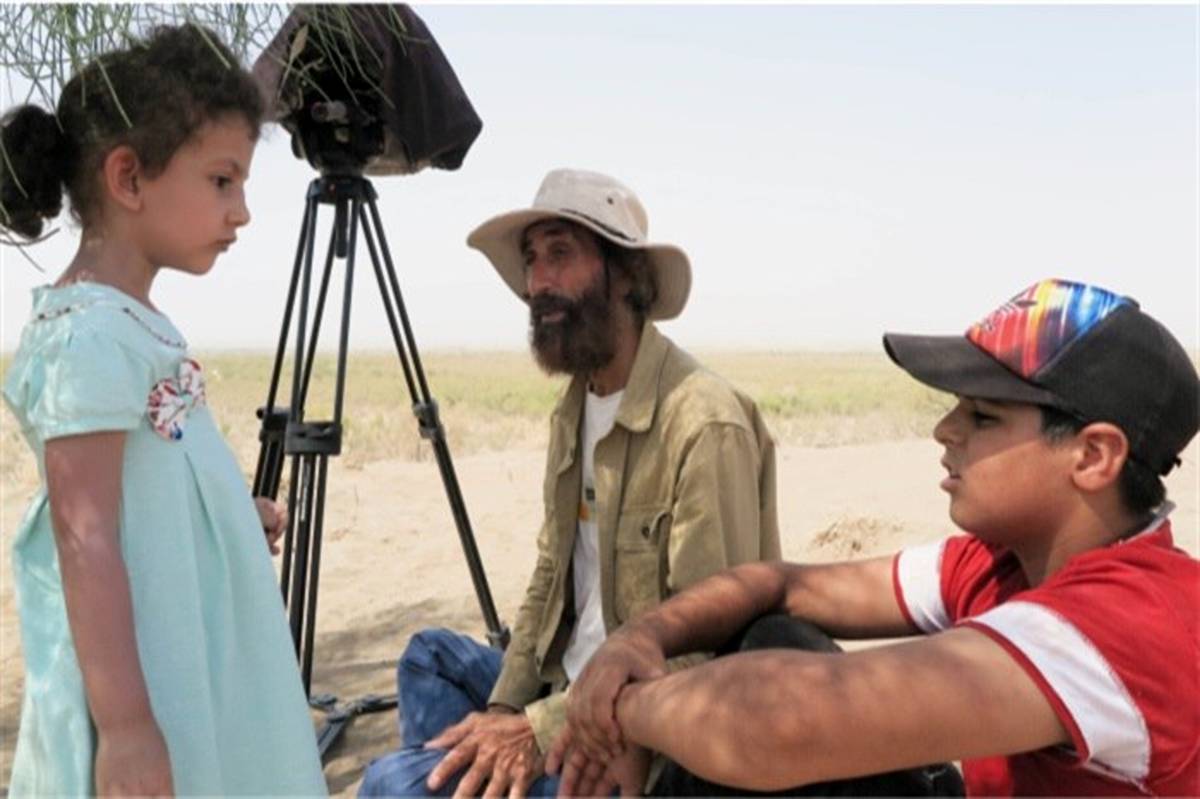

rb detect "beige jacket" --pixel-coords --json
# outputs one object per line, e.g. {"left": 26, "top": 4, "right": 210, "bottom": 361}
{"left": 488, "top": 324, "right": 781, "bottom": 751}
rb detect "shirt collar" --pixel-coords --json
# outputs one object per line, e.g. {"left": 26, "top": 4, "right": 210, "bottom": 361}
{"left": 551, "top": 322, "right": 670, "bottom": 451}
{"left": 1121, "top": 500, "right": 1176, "bottom": 546}
{"left": 613, "top": 322, "right": 669, "bottom": 434}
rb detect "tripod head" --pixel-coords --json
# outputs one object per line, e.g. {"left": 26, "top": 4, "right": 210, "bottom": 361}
{"left": 290, "top": 100, "right": 384, "bottom": 177}
{"left": 307, "top": 174, "right": 376, "bottom": 258}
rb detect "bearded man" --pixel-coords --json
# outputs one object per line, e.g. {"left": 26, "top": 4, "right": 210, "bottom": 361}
{"left": 360, "top": 169, "right": 780, "bottom": 798}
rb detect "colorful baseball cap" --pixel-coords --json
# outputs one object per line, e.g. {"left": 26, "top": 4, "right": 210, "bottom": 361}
{"left": 883, "top": 279, "right": 1199, "bottom": 476}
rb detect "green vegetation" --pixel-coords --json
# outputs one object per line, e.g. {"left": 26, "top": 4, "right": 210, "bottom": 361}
{"left": 0, "top": 5, "right": 400, "bottom": 110}
{"left": 699, "top": 352, "right": 953, "bottom": 448}
{"left": 2, "top": 350, "right": 952, "bottom": 492}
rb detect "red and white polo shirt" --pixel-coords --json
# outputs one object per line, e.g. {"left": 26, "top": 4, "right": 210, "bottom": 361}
{"left": 892, "top": 514, "right": 1199, "bottom": 796}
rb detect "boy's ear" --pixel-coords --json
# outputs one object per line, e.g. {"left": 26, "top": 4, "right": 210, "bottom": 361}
{"left": 1070, "top": 422, "right": 1129, "bottom": 493}
{"left": 102, "top": 146, "right": 145, "bottom": 212}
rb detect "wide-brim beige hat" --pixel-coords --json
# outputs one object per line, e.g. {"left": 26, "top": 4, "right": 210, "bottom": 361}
{"left": 467, "top": 169, "right": 692, "bottom": 320}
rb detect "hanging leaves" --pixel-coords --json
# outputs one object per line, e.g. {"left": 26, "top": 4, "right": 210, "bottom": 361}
{"left": 0, "top": 4, "right": 408, "bottom": 110}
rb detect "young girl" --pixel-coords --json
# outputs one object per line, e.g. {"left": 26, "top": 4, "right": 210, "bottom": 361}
{"left": 1, "top": 25, "right": 326, "bottom": 795}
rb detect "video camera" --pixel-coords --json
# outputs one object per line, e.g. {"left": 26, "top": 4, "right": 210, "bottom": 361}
{"left": 253, "top": 4, "right": 482, "bottom": 176}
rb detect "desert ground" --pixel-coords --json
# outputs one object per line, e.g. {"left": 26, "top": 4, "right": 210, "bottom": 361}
{"left": 1, "top": 351, "right": 1196, "bottom": 795}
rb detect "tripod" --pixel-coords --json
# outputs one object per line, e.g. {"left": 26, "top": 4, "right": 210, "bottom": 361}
{"left": 252, "top": 173, "right": 510, "bottom": 757}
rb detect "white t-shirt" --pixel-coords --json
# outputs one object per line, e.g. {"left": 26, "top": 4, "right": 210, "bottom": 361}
{"left": 561, "top": 388, "right": 624, "bottom": 682}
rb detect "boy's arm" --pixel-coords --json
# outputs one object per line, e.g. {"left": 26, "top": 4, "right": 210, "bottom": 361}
{"left": 567, "top": 556, "right": 912, "bottom": 757}
{"left": 616, "top": 626, "right": 1068, "bottom": 791}
{"left": 45, "top": 432, "right": 173, "bottom": 794}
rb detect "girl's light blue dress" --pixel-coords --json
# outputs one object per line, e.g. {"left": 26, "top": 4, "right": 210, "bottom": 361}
{"left": 3, "top": 282, "right": 327, "bottom": 796}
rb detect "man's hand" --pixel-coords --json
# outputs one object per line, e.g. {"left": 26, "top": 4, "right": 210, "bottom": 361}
{"left": 425, "top": 709, "right": 544, "bottom": 798}
{"left": 253, "top": 497, "right": 287, "bottom": 555}
{"left": 547, "top": 726, "right": 650, "bottom": 798}
{"left": 566, "top": 626, "right": 668, "bottom": 760}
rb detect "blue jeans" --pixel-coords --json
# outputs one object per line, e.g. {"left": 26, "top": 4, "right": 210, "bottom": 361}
{"left": 359, "top": 628, "right": 560, "bottom": 797}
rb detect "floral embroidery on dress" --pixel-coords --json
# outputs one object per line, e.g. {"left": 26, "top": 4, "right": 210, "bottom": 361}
{"left": 147, "top": 358, "right": 206, "bottom": 440}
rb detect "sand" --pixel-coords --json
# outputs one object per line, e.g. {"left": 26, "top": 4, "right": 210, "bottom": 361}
{"left": 1, "top": 438, "right": 1196, "bottom": 794}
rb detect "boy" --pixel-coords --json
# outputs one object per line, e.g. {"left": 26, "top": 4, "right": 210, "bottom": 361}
{"left": 550, "top": 278, "right": 1198, "bottom": 796}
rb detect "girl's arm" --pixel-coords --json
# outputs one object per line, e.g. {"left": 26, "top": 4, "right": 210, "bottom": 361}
{"left": 45, "top": 432, "right": 173, "bottom": 796}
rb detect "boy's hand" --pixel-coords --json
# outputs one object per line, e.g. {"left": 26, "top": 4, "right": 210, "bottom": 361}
{"left": 254, "top": 497, "right": 288, "bottom": 555}
{"left": 548, "top": 726, "right": 650, "bottom": 798}
{"left": 566, "top": 626, "right": 668, "bottom": 760}
{"left": 95, "top": 717, "right": 174, "bottom": 797}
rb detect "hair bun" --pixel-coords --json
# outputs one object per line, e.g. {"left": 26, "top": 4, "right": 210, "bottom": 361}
{"left": 1, "top": 104, "right": 70, "bottom": 239}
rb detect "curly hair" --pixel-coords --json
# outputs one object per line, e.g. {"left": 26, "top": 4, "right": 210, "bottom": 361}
{"left": 597, "top": 236, "right": 658, "bottom": 324}
{"left": 0, "top": 23, "right": 264, "bottom": 239}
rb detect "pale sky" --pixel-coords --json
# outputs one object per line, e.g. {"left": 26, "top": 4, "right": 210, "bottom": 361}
{"left": 2, "top": 3, "right": 1197, "bottom": 353}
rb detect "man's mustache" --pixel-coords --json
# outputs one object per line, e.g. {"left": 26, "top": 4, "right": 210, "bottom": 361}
{"left": 529, "top": 293, "right": 576, "bottom": 323}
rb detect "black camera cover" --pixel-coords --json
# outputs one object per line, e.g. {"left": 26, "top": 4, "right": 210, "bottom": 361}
{"left": 253, "top": 4, "right": 482, "bottom": 175}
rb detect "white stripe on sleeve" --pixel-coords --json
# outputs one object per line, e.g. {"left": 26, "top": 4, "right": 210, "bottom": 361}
{"left": 972, "top": 601, "right": 1150, "bottom": 782}
{"left": 895, "top": 538, "right": 949, "bottom": 633}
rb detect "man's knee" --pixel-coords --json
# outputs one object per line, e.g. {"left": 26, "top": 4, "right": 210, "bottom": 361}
{"left": 360, "top": 747, "right": 450, "bottom": 797}
{"left": 400, "top": 627, "right": 461, "bottom": 675}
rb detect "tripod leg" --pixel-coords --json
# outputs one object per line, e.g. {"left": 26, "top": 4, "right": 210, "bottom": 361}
{"left": 365, "top": 198, "right": 434, "bottom": 398}
{"left": 261, "top": 175, "right": 507, "bottom": 759}
{"left": 300, "top": 194, "right": 360, "bottom": 698}
{"left": 302, "top": 454, "right": 330, "bottom": 697}
{"left": 280, "top": 452, "right": 302, "bottom": 606}
{"left": 288, "top": 183, "right": 321, "bottom": 426}
{"left": 289, "top": 453, "right": 319, "bottom": 694}
{"left": 332, "top": 194, "right": 361, "bottom": 420}
{"left": 298, "top": 223, "right": 340, "bottom": 413}
{"left": 254, "top": 191, "right": 318, "bottom": 499}
{"left": 359, "top": 199, "right": 510, "bottom": 649}
{"left": 265, "top": 189, "right": 316, "bottom": 413}
{"left": 360, "top": 208, "right": 419, "bottom": 400}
